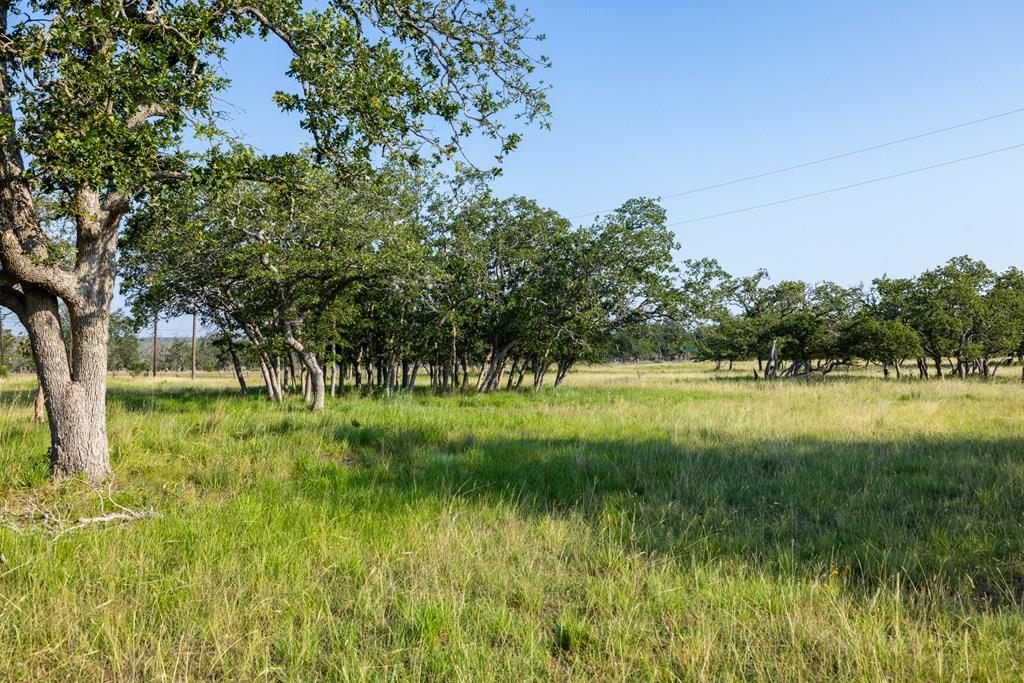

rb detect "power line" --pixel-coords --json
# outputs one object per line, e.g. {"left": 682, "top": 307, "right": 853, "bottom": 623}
{"left": 665, "top": 141, "right": 1024, "bottom": 227}
{"left": 569, "top": 105, "right": 1024, "bottom": 220}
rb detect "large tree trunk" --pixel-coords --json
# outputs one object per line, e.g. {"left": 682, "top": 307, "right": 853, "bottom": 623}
{"left": 23, "top": 287, "right": 112, "bottom": 482}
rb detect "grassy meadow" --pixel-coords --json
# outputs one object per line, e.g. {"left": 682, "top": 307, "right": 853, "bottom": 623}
{"left": 1, "top": 363, "right": 1024, "bottom": 681}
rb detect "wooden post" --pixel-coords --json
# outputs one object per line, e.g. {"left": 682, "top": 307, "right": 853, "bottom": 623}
{"left": 191, "top": 312, "right": 197, "bottom": 380}
{"left": 151, "top": 313, "right": 158, "bottom": 377}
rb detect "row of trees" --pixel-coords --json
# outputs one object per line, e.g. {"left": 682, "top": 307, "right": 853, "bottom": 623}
{"left": 0, "top": 0, "right": 551, "bottom": 480}
{"left": 687, "top": 257, "right": 1024, "bottom": 380}
{"left": 119, "top": 160, "right": 681, "bottom": 406}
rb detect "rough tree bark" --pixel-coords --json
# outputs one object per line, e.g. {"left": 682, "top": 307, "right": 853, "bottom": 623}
{"left": 1, "top": 158, "right": 121, "bottom": 481}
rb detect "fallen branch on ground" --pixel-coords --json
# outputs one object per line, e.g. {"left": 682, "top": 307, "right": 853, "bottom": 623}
{"left": 61, "top": 507, "right": 158, "bottom": 535}
{"left": 2, "top": 502, "right": 159, "bottom": 538}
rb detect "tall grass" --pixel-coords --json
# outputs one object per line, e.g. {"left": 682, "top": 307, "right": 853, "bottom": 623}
{"left": 1, "top": 365, "right": 1023, "bottom": 681}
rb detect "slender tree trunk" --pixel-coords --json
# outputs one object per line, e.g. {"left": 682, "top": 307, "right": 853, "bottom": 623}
{"left": 483, "top": 342, "right": 514, "bottom": 392}
{"left": 506, "top": 357, "right": 520, "bottom": 389}
{"left": 287, "top": 352, "right": 298, "bottom": 393}
{"left": 554, "top": 359, "right": 574, "bottom": 387}
{"left": 33, "top": 384, "right": 45, "bottom": 423}
{"left": 475, "top": 348, "right": 492, "bottom": 392}
{"left": 257, "top": 354, "right": 273, "bottom": 400}
{"left": 279, "top": 322, "right": 324, "bottom": 410}
{"left": 329, "top": 346, "right": 337, "bottom": 398}
{"left": 534, "top": 360, "right": 552, "bottom": 389}
{"left": 408, "top": 361, "right": 420, "bottom": 390}
{"left": 257, "top": 356, "right": 268, "bottom": 396}
{"left": 765, "top": 339, "right": 779, "bottom": 380}
{"left": 225, "top": 334, "right": 247, "bottom": 396}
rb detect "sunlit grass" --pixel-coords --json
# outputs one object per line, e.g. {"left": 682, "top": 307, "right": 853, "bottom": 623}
{"left": 1, "top": 364, "right": 1023, "bottom": 680}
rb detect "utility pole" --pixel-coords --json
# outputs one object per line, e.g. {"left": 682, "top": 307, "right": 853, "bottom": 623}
{"left": 191, "top": 312, "right": 197, "bottom": 380}
{"left": 151, "top": 313, "right": 158, "bottom": 377}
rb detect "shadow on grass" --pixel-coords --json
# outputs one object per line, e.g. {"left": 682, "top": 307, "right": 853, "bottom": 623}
{"left": 108, "top": 386, "right": 250, "bottom": 412}
{"left": 296, "top": 422, "right": 1024, "bottom": 608}
{"left": 5, "top": 384, "right": 256, "bottom": 412}
{"left": 8, "top": 384, "right": 1023, "bottom": 608}
{"left": 0, "top": 387, "right": 39, "bottom": 408}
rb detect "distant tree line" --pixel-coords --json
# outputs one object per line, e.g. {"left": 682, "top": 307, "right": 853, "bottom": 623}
{"left": 672, "top": 256, "right": 1024, "bottom": 380}
{"left": 8, "top": 192, "right": 1015, "bottom": 396}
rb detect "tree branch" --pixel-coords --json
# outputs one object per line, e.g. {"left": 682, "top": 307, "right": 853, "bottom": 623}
{"left": 0, "top": 281, "right": 25, "bottom": 318}
{"left": 0, "top": 232, "right": 80, "bottom": 304}
{"left": 128, "top": 103, "right": 170, "bottom": 128}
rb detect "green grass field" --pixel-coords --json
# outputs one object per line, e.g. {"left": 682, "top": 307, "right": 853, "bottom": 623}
{"left": 2, "top": 364, "right": 1023, "bottom": 681}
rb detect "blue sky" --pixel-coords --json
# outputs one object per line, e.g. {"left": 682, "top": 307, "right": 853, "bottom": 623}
{"left": 150, "top": 0, "right": 1024, "bottom": 334}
